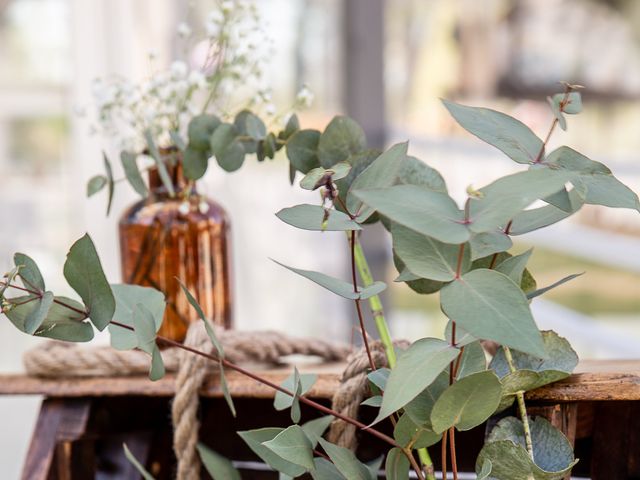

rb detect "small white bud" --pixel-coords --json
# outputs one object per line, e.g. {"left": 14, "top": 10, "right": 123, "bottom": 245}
{"left": 177, "top": 22, "right": 192, "bottom": 39}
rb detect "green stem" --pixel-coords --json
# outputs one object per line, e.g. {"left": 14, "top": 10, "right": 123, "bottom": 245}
{"left": 351, "top": 235, "right": 436, "bottom": 480}
{"left": 504, "top": 346, "right": 535, "bottom": 461}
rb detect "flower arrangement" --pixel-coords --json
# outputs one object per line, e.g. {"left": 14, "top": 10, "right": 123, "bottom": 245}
{"left": 86, "top": 0, "right": 313, "bottom": 212}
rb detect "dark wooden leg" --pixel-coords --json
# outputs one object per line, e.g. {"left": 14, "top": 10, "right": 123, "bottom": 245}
{"left": 627, "top": 403, "right": 640, "bottom": 477}
{"left": 591, "top": 401, "right": 631, "bottom": 480}
{"left": 21, "top": 398, "right": 92, "bottom": 480}
{"left": 528, "top": 403, "right": 578, "bottom": 480}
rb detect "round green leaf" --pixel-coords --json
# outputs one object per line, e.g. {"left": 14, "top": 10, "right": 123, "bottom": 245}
{"left": 477, "top": 416, "right": 578, "bottom": 480}
{"left": 430, "top": 370, "right": 502, "bottom": 433}
{"left": 188, "top": 114, "right": 221, "bottom": 150}
{"left": 14, "top": 253, "right": 45, "bottom": 292}
{"left": 286, "top": 129, "right": 321, "bottom": 173}
{"left": 216, "top": 140, "right": 246, "bottom": 172}
{"left": 182, "top": 147, "right": 210, "bottom": 180}
{"left": 385, "top": 448, "right": 410, "bottom": 480}
{"left": 317, "top": 115, "right": 366, "bottom": 168}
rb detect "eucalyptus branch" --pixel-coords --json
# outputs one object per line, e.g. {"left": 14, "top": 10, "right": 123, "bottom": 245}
{"left": 2, "top": 279, "right": 425, "bottom": 477}
{"left": 349, "top": 230, "right": 376, "bottom": 370}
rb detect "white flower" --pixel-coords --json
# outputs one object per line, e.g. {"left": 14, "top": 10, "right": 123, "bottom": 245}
{"left": 205, "top": 20, "right": 219, "bottom": 37}
{"left": 198, "top": 200, "right": 210, "bottom": 214}
{"left": 188, "top": 70, "right": 207, "bottom": 88}
{"left": 178, "top": 202, "right": 190, "bottom": 215}
{"left": 265, "top": 103, "right": 276, "bottom": 115}
{"left": 177, "top": 22, "right": 192, "bottom": 39}
{"left": 170, "top": 61, "right": 188, "bottom": 78}
{"left": 296, "top": 84, "right": 314, "bottom": 108}
{"left": 221, "top": 1, "right": 234, "bottom": 14}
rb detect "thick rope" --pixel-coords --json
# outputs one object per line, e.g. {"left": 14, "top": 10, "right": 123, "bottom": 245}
{"left": 326, "top": 339, "right": 409, "bottom": 450}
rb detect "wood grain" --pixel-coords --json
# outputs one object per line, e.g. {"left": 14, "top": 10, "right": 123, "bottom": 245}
{"left": 1, "top": 360, "right": 639, "bottom": 402}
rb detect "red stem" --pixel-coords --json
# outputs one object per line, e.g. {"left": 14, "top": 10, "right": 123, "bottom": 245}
{"left": 350, "top": 230, "right": 375, "bottom": 370}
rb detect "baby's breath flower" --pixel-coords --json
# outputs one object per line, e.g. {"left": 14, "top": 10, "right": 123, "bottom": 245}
{"left": 177, "top": 22, "right": 192, "bottom": 39}
{"left": 296, "top": 84, "right": 314, "bottom": 108}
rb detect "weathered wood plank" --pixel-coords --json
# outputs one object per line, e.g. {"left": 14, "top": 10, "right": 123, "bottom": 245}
{"left": 1, "top": 360, "right": 639, "bottom": 401}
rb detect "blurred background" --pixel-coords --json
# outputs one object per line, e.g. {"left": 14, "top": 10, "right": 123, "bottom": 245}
{"left": 0, "top": 0, "right": 639, "bottom": 475}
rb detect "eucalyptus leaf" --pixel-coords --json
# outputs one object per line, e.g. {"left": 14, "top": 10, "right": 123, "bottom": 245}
{"left": 490, "top": 330, "right": 578, "bottom": 396}
{"left": 14, "top": 253, "right": 45, "bottom": 291}
{"left": 301, "top": 416, "right": 333, "bottom": 448}
{"left": 238, "top": 428, "right": 306, "bottom": 477}
{"left": 430, "top": 370, "right": 502, "bottom": 433}
{"left": 456, "top": 340, "right": 487, "bottom": 379}
{"left": 574, "top": 173, "right": 640, "bottom": 211}
{"left": 509, "top": 195, "right": 584, "bottom": 235}
{"left": 397, "top": 155, "right": 448, "bottom": 192}
{"left": 149, "top": 345, "right": 165, "bottom": 381}
{"left": 353, "top": 185, "right": 468, "bottom": 244}
{"left": 63, "top": 234, "right": 115, "bottom": 331}
{"left": 392, "top": 223, "right": 470, "bottom": 281}
{"left": 123, "top": 443, "right": 155, "bottom": 480}
{"left": 286, "top": 129, "right": 321, "bottom": 174}
{"left": 402, "top": 369, "right": 451, "bottom": 428}
{"left": 361, "top": 396, "right": 382, "bottom": 407}
{"left": 469, "top": 169, "right": 573, "bottom": 234}
{"left": 317, "top": 438, "right": 374, "bottom": 480}
{"left": 440, "top": 269, "right": 545, "bottom": 358}
{"left": 274, "top": 260, "right": 386, "bottom": 300}
{"left": 346, "top": 143, "right": 410, "bottom": 221}
{"left": 182, "top": 146, "right": 210, "bottom": 180}
{"left": 477, "top": 459, "right": 493, "bottom": 480}
{"left": 543, "top": 147, "right": 610, "bottom": 175}
{"left": 210, "top": 123, "right": 238, "bottom": 156}
{"left": 317, "top": 116, "right": 367, "bottom": 168}
{"left": 373, "top": 338, "right": 459, "bottom": 424}
{"left": 188, "top": 114, "right": 220, "bottom": 150}
{"left": 276, "top": 204, "right": 361, "bottom": 232}
{"left": 551, "top": 91, "right": 582, "bottom": 115}
{"left": 87, "top": 175, "right": 107, "bottom": 197}
{"left": 197, "top": 443, "right": 241, "bottom": 480}
{"left": 103, "top": 152, "right": 115, "bottom": 215}
{"left": 120, "top": 151, "right": 148, "bottom": 196}
{"left": 469, "top": 231, "right": 512, "bottom": 261}
{"left": 442, "top": 99, "right": 544, "bottom": 164}
{"left": 177, "top": 278, "right": 224, "bottom": 357}
{"left": 477, "top": 416, "right": 578, "bottom": 480}
{"left": 262, "top": 425, "right": 315, "bottom": 471}
{"left": 495, "top": 249, "right": 533, "bottom": 285}
{"left": 23, "top": 291, "right": 54, "bottom": 335}
{"left": 527, "top": 273, "right": 584, "bottom": 300}
{"left": 109, "top": 284, "right": 165, "bottom": 351}
{"left": 144, "top": 130, "right": 174, "bottom": 197}
{"left": 216, "top": 140, "right": 246, "bottom": 172}
{"left": 132, "top": 303, "right": 157, "bottom": 354}
{"left": 393, "top": 413, "right": 440, "bottom": 448}
{"left": 282, "top": 113, "right": 300, "bottom": 140}
{"left": 393, "top": 253, "right": 445, "bottom": 294}
{"left": 311, "top": 457, "right": 345, "bottom": 480}
{"left": 274, "top": 368, "right": 316, "bottom": 423}
{"left": 367, "top": 368, "right": 390, "bottom": 391}
{"left": 5, "top": 295, "right": 93, "bottom": 342}
{"left": 385, "top": 448, "right": 410, "bottom": 480}
{"left": 235, "top": 109, "right": 266, "bottom": 140}
{"left": 300, "top": 162, "right": 351, "bottom": 190}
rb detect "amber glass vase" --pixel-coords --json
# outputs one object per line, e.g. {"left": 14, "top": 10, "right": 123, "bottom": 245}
{"left": 119, "top": 159, "right": 232, "bottom": 342}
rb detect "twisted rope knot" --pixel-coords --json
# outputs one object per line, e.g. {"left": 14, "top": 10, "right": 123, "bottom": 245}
{"left": 23, "top": 323, "right": 386, "bottom": 478}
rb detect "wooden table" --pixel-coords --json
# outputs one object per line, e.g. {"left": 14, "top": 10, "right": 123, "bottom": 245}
{"left": 1, "top": 360, "right": 639, "bottom": 479}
